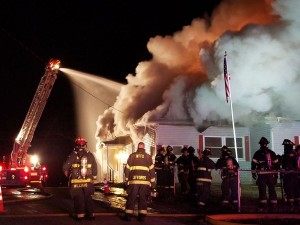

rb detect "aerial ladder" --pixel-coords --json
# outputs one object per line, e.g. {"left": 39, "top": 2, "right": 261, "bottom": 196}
{"left": 0, "top": 59, "right": 60, "bottom": 187}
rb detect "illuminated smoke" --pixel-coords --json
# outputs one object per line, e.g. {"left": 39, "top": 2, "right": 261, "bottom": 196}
{"left": 96, "top": 0, "right": 300, "bottom": 143}
{"left": 60, "top": 68, "right": 122, "bottom": 182}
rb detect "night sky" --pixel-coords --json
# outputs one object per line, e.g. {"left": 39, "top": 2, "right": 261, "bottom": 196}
{"left": 0, "top": 0, "right": 220, "bottom": 185}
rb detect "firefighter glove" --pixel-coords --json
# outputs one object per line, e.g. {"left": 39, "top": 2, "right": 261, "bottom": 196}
{"left": 252, "top": 173, "right": 257, "bottom": 180}
{"left": 151, "top": 183, "right": 156, "bottom": 189}
{"left": 123, "top": 182, "right": 128, "bottom": 190}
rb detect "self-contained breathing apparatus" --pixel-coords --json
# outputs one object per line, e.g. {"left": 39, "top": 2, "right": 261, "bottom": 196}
{"left": 220, "top": 146, "right": 237, "bottom": 178}
{"left": 259, "top": 137, "right": 273, "bottom": 170}
{"left": 66, "top": 137, "right": 90, "bottom": 188}
{"left": 74, "top": 137, "right": 89, "bottom": 180}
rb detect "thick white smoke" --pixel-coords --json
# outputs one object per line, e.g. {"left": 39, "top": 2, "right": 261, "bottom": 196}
{"left": 96, "top": 0, "right": 300, "bottom": 142}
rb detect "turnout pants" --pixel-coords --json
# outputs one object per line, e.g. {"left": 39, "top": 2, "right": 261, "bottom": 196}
{"left": 283, "top": 173, "right": 297, "bottom": 205}
{"left": 125, "top": 184, "right": 150, "bottom": 216}
{"left": 221, "top": 176, "right": 238, "bottom": 205}
{"left": 256, "top": 174, "right": 278, "bottom": 207}
{"left": 70, "top": 183, "right": 95, "bottom": 218}
{"left": 196, "top": 181, "right": 211, "bottom": 207}
{"left": 178, "top": 172, "right": 189, "bottom": 193}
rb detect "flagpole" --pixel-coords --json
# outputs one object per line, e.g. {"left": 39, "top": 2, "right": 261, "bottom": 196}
{"left": 224, "top": 51, "right": 241, "bottom": 212}
{"left": 224, "top": 51, "right": 238, "bottom": 161}
{"left": 229, "top": 89, "right": 238, "bottom": 161}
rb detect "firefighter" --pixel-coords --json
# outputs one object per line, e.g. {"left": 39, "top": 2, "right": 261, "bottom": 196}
{"left": 176, "top": 147, "right": 189, "bottom": 194}
{"left": 187, "top": 146, "right": 200, "bottom": 196}
{"left": 251, "top": 137, "right": 280, "bottom": 209}
{"left": 154, "top": 147, "right": 165, "bottom": 183}
{"left": 281, "top": 139, "right": 297, "bottom": 206}
{"left": 154, "top": 147, "right": 169, "bottom": 200}
{"left": 215, "top": 145, "right": 240, "bottom": 210}
{"left": 155, "top": 146, "right": 177, "bottom": 200}
{"left": 195, "top": 148, "right": 216, "bottom": 210}
{"left": 166, "top": 145, "right": 177, "bottom": 164}
{"left": 295, "top": 145, "right": 300, "bottom": 205}
{"left": 62, "top": 137, "right": 98, "bottom": 221}
{"left": 165, "top": 145, "right": 177, "bottom": 199}
{"left": 123, "top": 142, "right": 156, "bottom": 222}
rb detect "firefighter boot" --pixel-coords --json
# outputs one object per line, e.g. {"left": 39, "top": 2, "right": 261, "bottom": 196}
{"left": 69, "top": 213, "right": 84, "bottom": 221}
{"left": 270, "top": 203, "right": 278, "bottom": 213}
{"left": 138, "top": 213, "right": 147, "bottom": 222}
{"left": 232, "top": 203, "right": 239, "bottom": 213}
{"left": 85, "top": 213, "right": 96, "bottom": 220}
{"left": 121, "top": 213, "right": 132, "bottom": 221}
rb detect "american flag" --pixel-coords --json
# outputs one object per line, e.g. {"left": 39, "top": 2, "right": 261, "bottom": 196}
{"left": 224, "top": 51, "right": 231, "bottom": 103}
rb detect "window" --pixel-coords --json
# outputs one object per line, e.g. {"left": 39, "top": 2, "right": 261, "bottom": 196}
{"left": 204, "top": 136, "right": 244, "bottom": 160}
{"left": 161, "top": 145, "right": 183, "bottom": 156}
{"left": 172, "top": 146, "right": 183, "bottom": 156}
{"left": 204, "top": 137, "right": 222, "bottom": 158}
{"left": 225, "top": 137, "right": 244, "bottom": 158}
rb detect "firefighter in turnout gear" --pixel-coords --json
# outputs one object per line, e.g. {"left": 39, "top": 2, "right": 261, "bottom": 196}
{"left": 154, "top": 147, "right": 167, "bottom": 199}
{"left": 216, "top": 145, "right": 240, "bottom": 209}
{"left": 196, "top": 148, "right": 216, "bottom": 209}
{"left": 251, "top": 137, "right": 280, "bottom": 209}
{"left": 167, "top": 145, "right": 177, "bottom": 193}
{"left": 166, "top": 145, "right": 177, "bottom": 197}
{"left": 62, "top": 137, "right": 98, "bottom": 221}
{"left": 123, "top": 142, "right": 156, "bottom": 222}
{"left": 295, "top": 145, "right": 300, "bottom": 205}
{"left": 281, "top": 139, "right": 298, "bottom": 207}
{"left": 154, "top": 146, "right": 176, "bottom": 200}
{"left": 176, "top": 147, "right": 189, "bottom": 194}
{"left": 187, "top": 146, "right": 200, "bottom": 196}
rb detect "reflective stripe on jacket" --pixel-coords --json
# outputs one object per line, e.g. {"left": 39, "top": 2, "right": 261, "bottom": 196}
{"left": 124, "top": 148, "right": 156, "bottom": 188}
{"left": 62, "top": 150, "right": 97, "bottom": 186}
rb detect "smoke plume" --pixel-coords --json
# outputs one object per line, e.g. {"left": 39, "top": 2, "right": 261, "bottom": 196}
{"left": 96, "top": 0, "right": 300, "bottom": 143}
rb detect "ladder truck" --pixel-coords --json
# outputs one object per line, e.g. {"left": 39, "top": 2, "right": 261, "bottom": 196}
{"left": 0, "top": 59, "right": 60, "bottom": 187}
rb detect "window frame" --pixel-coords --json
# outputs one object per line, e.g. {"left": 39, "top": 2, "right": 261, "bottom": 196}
{"left": 203, "top": 136, "right": 245, "bottom": 161}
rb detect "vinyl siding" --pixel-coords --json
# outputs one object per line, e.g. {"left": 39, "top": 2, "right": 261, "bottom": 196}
{"left": 250, "top": 123, "right": 271, "bottom": 157}
{"left": 272, "top": 121, "right": 300, "bottom": 155}
{"left": 156, "top": 124, "right": 200, "bottom": 148}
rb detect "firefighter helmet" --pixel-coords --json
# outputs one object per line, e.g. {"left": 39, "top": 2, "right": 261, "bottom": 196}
{"left": 187, "top": 146, "right": 195, "bottom": 154}
{"left": 203, "top": 148, "right": 212, "bottom": 156}
{"left": 75, "top": 137, "right": 87, "bottom": 149}
{"left": 283, "top": 139, "right": 295, "bottom": 154}
{"left": 221, "top": 145, "right": 232, "bottom": 155}
{"left": 259, "top": 137, "right": 269, "bottom": 145}
{"left": 181, "top": 147, "right": 188, "bottom": 153}
{"left": 158, "top": 147, "right": 166, "bottom": 154}
{"left": 166, "top": 145, "right": 173, "bottom": 152}
{"left": 282, "top": 139, "right": 294, "bottom": 146}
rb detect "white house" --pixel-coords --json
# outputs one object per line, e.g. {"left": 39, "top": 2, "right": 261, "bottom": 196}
{"left": 101, "top": 120, "right": 300, "bottom": 184}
